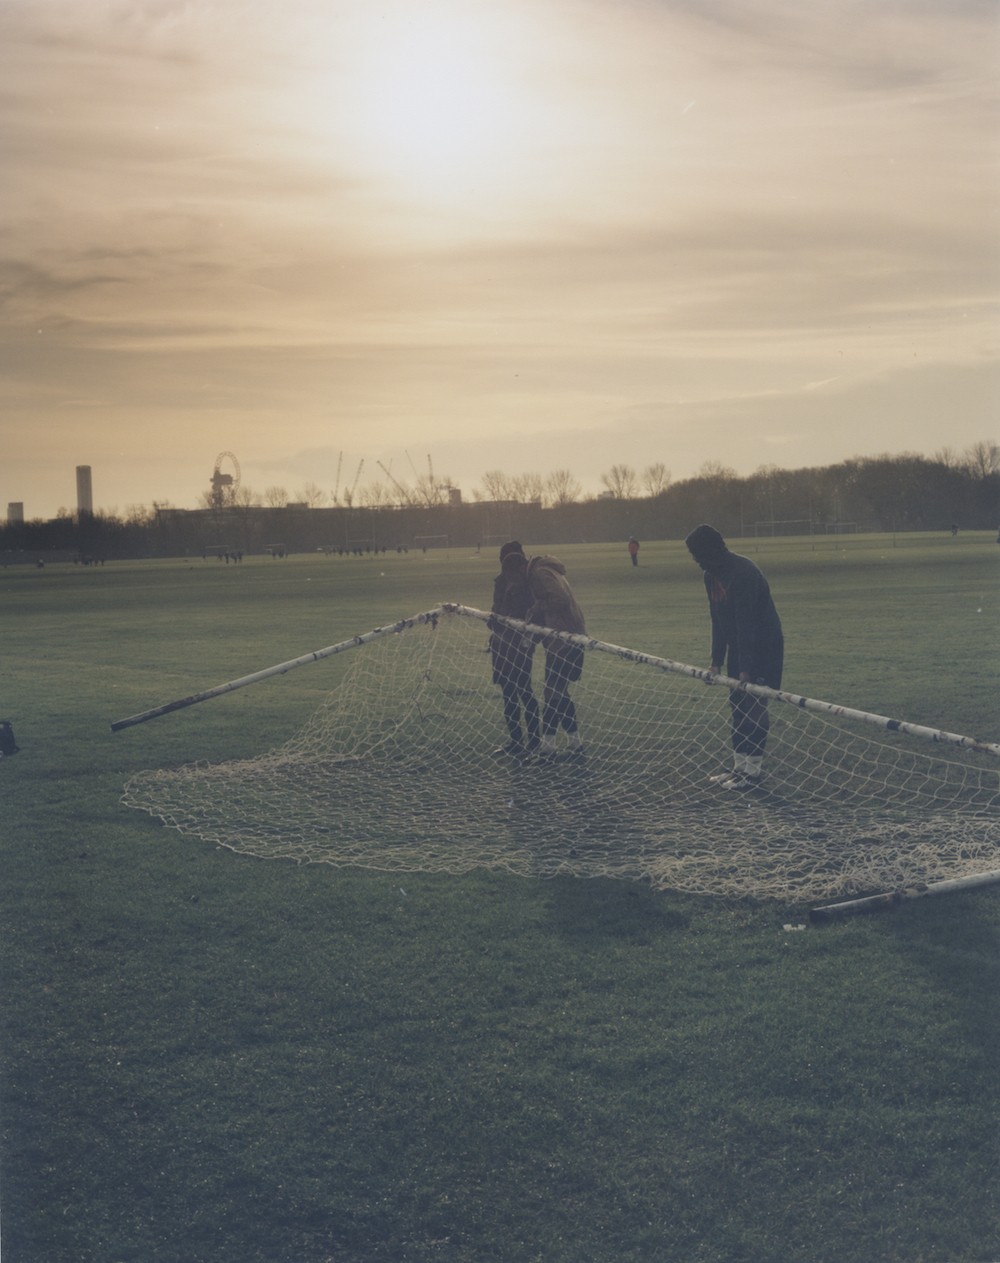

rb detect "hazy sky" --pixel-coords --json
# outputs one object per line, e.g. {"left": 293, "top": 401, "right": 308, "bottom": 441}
{"left": 2, "top": 0, "right": 997, "bottom": 518}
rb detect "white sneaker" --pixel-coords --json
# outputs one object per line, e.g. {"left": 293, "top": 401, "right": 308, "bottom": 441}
{"left": 717, "top": 771, "right": 761, "bottom": 791}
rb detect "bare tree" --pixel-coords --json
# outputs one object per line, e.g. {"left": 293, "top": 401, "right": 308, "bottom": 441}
{"left": 262, "top": 485, "right": 288, "bottom": 507}
{"left": 510, "top": 473, "right": 544, "bottom": 504}
{"left": 545, "top": 469, "right": 581, "bottom": 507}
{"left": 478, "top": 470, "right": 514, "bottom": 502}
{"left": 697, "top": 460, "right": 738, "bottom": 481}
{"left": 963, "top": 440, "right": 1000, "bottom": 479}
{"left": 232, "top": 485, "right": 261, "bottom": 508}
{"left": 360, "top": 481, "right": 393, "bottom": 508}
{"left": 600, "top": 464, "right": 638, "bottom": 499}
{"left": 412, "top": 474, "right": 448, "bottom": 507}
{"left": 298, "top": 482, "right": 328, "bottom": 508}
{"left": 642, "top": 462, "right": 671, "bottom": 496}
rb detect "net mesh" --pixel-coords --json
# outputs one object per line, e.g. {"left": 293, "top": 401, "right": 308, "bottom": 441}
{"left": 123, "top": 607, "right": 1000, "bottom": 903}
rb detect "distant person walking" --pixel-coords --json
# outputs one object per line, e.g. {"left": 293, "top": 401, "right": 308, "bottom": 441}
{"left": 628, "top": 537, "right": 640, "bottom": 567}
{"left": 525, "top": 554, "right": 586, "bottom": 759}
{"left": 685, "top": 524, "right": 784, "bottom": 789}
{"left": 488, "top": 542, "right": 540, "bottom": 757}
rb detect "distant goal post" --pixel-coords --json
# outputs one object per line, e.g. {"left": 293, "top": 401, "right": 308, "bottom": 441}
{"left": 414, "top": 534, "right": 449, "bottom": 551}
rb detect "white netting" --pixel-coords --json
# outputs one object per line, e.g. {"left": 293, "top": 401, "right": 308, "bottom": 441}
{"left": 122, "top": 607, "right": 1000, "bottom": 903}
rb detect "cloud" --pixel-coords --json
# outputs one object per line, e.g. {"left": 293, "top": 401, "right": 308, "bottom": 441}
{"left": 0, "top": 0, "right": 996, "bottom": 518}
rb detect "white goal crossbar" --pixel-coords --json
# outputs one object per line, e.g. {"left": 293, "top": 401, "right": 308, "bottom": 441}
{"left": 444, "top": 605, "right": 1000, "bottom": 760}
{"left": 112, "top": 603, "right": 1000, "bottom": 759}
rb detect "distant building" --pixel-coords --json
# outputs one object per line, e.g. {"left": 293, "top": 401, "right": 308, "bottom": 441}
{"left": 76, "top": 466, "right": 93, "bottom": 516}
{"left": 6, "top": 502, "right": 24, "bottom": 524}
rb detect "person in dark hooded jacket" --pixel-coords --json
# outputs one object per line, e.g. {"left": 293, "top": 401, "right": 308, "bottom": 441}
{"left": 488, "top": 542, "right": 540, "bottom": 756}
{"left": 525, "top": 554, "right": 586, "bottom": 758}
{"left": 685, "top": 523, "right": 783, "bottom": 788}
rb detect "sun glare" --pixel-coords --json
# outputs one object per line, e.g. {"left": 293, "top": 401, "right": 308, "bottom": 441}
{"left": 343, "top": 4, "right": 533, "bottom": 204}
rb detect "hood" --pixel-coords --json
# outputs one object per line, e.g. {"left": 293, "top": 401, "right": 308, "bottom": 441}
{"left": 527, "top": 555, "right": 567, "bottom": 577}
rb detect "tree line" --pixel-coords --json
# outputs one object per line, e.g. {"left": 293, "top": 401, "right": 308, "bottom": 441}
{"left": 4, "top": 444, "right": 997, "bottom": 561}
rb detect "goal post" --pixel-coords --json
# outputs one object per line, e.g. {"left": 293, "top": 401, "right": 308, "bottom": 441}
{"left": 413, "top": 534, "right": 449, "bottom": 551}
{"left": 454, "top": 605, "right": 1000, "bottom": 759}
{"left": 110, "top": 609, "right": 446, "bottom": 731}
{"left": 119, "top": 603, "right": 1000, "bottom": 903}
{"left": 113, "top": 599, "right": 1000, "bottom": 758}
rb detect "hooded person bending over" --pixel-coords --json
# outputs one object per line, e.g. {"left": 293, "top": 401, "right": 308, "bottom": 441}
{"left": 525, "top": 554, "right": 586, "bottom": 759}
{"left": 488, "top": 542, "right": 540, "bottom": 757}
{"left": 685, "top": 524, "right": 784, "bottom": 789}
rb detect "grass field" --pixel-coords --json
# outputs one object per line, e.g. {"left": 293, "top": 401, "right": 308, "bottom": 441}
{"left": 2, "top": 534, "right": 999, "bottom": 1262}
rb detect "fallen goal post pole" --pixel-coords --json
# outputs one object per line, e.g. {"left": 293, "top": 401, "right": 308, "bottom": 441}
{"left": 110, "top": 608, "right": 448, "bottom": 732}
{"left": 809, "top": 869, "right": 1000, "bottom": 922}
{"left": 445, "top": 604, "right": 1000, "bottom": 760}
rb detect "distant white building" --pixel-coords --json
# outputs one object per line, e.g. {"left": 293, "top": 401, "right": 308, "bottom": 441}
{"left": 6, "top": 502, "right": 24, "bottom": 524}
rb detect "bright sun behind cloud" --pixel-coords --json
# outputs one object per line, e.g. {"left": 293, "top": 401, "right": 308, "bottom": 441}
{"left": 334, "top": 2, "right": 546, "bottom": 213}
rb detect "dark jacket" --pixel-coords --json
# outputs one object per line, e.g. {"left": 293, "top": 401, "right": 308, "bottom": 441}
{"left": 489, "top": 551, "right": 534, "bottom": 683}
{"left": 704, "top": 551, "right": 783, "bottom": 681}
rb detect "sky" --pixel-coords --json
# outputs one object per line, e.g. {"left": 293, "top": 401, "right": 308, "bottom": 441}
{"left": 1, "top": 0, "right": 998, "bottom": 519}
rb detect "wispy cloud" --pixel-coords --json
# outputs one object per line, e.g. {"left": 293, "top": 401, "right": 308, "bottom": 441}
{"left": 0, "top": 0, "right": 996, "bottom": 515}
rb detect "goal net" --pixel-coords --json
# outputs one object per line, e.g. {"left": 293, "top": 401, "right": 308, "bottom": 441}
{"left": 122, "top": 605, "right": 1000, "bottom": 903}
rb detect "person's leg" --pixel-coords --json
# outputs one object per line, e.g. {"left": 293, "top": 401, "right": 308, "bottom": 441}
{"left": 730, "top": 690, "right": 768, "bottom": 779}
{"left": 520, "top": 684, "right": 540, "bottom": 749}
{"left": 497, "top": 680, "right": 523, "bottom": 750}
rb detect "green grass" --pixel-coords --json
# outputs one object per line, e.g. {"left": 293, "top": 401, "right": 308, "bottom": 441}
{"left": 2, "top": 536, "right": 999, "bottom": 1262}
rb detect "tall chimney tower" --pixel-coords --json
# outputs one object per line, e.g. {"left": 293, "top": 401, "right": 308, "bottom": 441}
{"left": 76, "top": 465, "right": 93, "bottom": 516}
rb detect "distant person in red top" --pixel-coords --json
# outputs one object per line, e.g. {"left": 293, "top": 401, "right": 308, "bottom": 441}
{"left": 685, "top": 524, "right": 784, "bottom": 790}
{"left": 628, "top": 537, "right": 640, "bottom": 567}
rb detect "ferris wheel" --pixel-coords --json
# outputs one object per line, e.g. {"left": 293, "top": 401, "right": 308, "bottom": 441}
{"left": 210, "top": 452, "right": 241, "bottom": 506}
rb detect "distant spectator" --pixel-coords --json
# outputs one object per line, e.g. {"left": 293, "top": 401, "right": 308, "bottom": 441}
{"left": 628, "top": 537, "right": 640, "bottom": 567}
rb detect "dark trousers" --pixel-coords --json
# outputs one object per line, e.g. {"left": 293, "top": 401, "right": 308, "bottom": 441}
{"left": 728, "top": 651, "right": 783, "bottom": 758}
{"left": 542, "top": 644, "right": 583, "bottom": 737}
{"left": 500, "top": 678, "right": 539, "bottom": 746}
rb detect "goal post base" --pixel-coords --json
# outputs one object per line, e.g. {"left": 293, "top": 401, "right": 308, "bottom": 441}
{"left": 810, "top": 868, "right": 1000, "bottom": 922}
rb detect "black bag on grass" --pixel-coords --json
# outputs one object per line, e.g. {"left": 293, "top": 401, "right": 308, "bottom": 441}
{"left": 0, "top": 720, "right": 19, "bottom": 757}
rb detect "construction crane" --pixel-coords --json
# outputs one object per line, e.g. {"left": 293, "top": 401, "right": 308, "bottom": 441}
{"left": 377, "top": 460, "right": 412, "bottom": 505}
{"left": 332, "top": 451, "right": 343, "bottom": 505}
{"left": 346, "top": 459, "right": 364, "bottom": 505}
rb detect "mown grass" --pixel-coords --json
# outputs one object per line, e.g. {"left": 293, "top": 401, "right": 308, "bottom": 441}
{"left": 2, "top": 535, "right": 999, "bottom": 1262}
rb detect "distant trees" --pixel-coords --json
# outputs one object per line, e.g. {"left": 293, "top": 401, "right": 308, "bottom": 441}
{"left": 474, "top": 471, "right": 544, "bottom": 504}
{"left": 642, "top": 463, "right": 671, "bottom": 497}
{"left": 299, "top": 482, "right": 328, "bottom": 508}
{"left": 964, "top": 440, "right": 999, "bottom": 479}
{"left": 545, "top": 469, "right": 581, "bottom": 508}
{"left": 600, "top": 465, "right": 638, "bottom": 499}
{"left": 4, "top": 442, "right": 996, "bottom": 560}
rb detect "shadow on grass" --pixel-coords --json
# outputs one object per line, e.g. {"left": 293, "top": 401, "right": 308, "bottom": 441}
{"left": 541, "top": 875, "right": 691, "bottom": 945}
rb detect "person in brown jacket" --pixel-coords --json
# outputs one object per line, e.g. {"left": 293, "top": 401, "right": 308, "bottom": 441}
{"left": 525, "top": 554, "right": 586, "bottom": 759}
